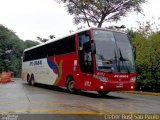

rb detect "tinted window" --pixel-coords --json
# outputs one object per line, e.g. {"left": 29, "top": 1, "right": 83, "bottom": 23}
{"left": 23, "top": 46, "right": 47, "bottom": 62}
{"left": 23, "top": 35, "right": 75, "bottom": 62}
{"left": 93, "top": 29, "right": 135, "bottom": 73}
{"left": 114, "top": 32, "right": 135, "bottom": 72}
{"left": 47, "top": 35, "right": 75, "bottom": 56}
{"left": 93, "top": 30, "right": 118, "bottom": 72}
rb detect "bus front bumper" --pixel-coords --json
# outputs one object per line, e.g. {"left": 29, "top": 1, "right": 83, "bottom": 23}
{"left": 96, "top": 81, "right": 136, "bottom": 92}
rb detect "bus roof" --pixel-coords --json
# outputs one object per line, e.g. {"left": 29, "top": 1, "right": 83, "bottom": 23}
{"left": 24, "top": 27, "right": 126, "bottom": 52}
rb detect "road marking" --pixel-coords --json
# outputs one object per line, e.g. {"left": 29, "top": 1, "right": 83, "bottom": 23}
{"left": 0, "top": 109, "right": 138, "bottom": 116}
{"left": 0, "top": 109, "right": 107, "bottom": 115}
{"left": 0, "top": 100, "right": 136, "bottom": 115}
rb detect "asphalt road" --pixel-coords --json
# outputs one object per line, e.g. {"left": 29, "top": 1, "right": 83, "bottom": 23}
{"left": 0, "top": 79, "right": 160, "bottom": 120}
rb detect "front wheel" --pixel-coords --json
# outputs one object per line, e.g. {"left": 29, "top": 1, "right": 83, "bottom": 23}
{"left": 66, "top": 77, "right": 76, "bottom": 93}
{"left": 97, "top": 91, "right": 110, "bottom": 96}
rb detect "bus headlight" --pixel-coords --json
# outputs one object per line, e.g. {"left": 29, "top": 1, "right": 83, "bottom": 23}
{"left": 131, "top": 86, "right": 134, "bottom": 89}
{"left": 93, "top": 75, "right": 108, "bottom": 82}
{"left": 130, "top": 77, "right": 136, "bottom": 82}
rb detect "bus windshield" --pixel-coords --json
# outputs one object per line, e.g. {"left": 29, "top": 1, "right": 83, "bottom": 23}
{"left": 93, "top": 29, "right": 136, "bottom": 73}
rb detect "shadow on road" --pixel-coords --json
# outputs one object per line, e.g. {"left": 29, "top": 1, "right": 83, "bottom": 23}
{"left": 22, "top": 82, "right": 125, "bottom": 100}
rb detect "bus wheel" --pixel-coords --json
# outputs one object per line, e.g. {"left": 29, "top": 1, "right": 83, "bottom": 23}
{"left": 97, "top": 91, "right": 110, "bottom": 96}
{"left": 66, "top": 77, "right": 75, "bottom": 93}
{"left": 30, "top": 75, "right": 35, "bottom": 86}
{"left": 27, "top": 74, "right": 30, "bottom": 85}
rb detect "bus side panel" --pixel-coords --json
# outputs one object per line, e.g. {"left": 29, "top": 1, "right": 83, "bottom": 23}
{"left": 21, "top": 63, "right": 27, "bottom": 81}
{"left": 48, "top": 52, "right": 79, "bottom": 87}
{"left": 22, "top": 58, "right": 58, "bottom": 85}
{"left": 21, "top": 52, "right": 80, "bottom": 87}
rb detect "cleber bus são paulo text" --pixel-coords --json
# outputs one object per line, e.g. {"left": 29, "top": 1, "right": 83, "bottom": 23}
{"left": 22, "top": 27, "right": 136, "bottom": 95}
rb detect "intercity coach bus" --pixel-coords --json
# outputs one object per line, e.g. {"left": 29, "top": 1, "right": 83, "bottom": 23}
{"left": 22, "top": 27, "right": 136, "bottom": 95}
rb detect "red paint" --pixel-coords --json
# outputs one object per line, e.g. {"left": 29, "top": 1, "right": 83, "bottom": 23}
{"left": 50, "top": 28, "right": 136, "bottom": 92}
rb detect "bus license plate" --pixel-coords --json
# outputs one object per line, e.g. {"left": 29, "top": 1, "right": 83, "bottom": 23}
{"left": 116, "top": 83, "right": 123, "bottom": 88}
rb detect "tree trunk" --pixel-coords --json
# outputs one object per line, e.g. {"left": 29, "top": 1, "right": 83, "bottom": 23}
{"left": 97, "top": 15, "right": 105, "bottom": 28}
{"left": 86, "top": 19, "right": 90, "bottom": 27}
{"left": 81, "top": 3, "right": 90, "bottom": 27}
{"left": 97, "top": 22, "right": 103, "bottom": 28}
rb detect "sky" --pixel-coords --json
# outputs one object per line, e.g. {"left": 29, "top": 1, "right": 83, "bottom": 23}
{"left": 0, "top": 0, "right": 160, "bottom": 41}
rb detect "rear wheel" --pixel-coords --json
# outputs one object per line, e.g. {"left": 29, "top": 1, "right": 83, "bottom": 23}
{"left": 97, "top": 91, "right": 110, "bottom": 96}
{"left": 30, "top": 75, "right": 35, "bottom": 86}
{"left": 27, "top": 75, "right": 30, "bottom": 85}
{"left": 66, "top": 77, "right": 76, "bottom": 93}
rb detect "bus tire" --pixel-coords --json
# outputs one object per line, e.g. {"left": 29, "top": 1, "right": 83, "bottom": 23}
{"left": 27, "top": 74, "right": 30, "bottom": 85}
{"left": 66, "top": 76, "right": 76, "bottom": 93}
{"left": 97, "top": 91, "right": 110, "bottom": 96}
{"left": 30, "top": 74, "right": 35, "bottom": 86}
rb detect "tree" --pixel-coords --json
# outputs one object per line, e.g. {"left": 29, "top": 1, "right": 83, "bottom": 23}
{"left": 0, "top": 25, "right": 39, "bottom": 77}
{"left": 49, "top": 35, "right": 56, "bottom": 39}
{"left": 56, "top": 0, "right": 146, "bottom": 27}
{"left": 0, "top": 24, "right": 24, "bottom": 76}
{"left": 37, "top": 36, "right": 48, "bottom": 43}
{"left": 128, "top": 21, "right": 160, "bottom": 92}
{"left": 37, "top": 35, "right": 56, "bottom": 43}
{"left": 24, "top": 40, "right": 39, "bottom": 49}
{"left": 105, "top": 25, "right": 126, "bottom": 30}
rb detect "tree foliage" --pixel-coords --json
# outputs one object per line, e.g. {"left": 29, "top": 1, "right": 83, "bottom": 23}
{"left": 56, "top": 0, "right": 146, "bottom": 27}
{"left": 128, "top": 21, "right": 160, "bottom": 92}
{"left": 37, "top": 35, "right": 55, "bottom": 43}
{"left": 0, "top": 25, "right": 39, "bottom": 77}
{"left": 24, "top": 40, "right": 39, "bottom": 48}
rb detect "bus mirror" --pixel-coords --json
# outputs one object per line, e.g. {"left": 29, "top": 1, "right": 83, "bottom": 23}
{"left": 133, "top": 46, "right": 136, "bottom": 59}
{"left": 91, "top": 40, "right": 96, "bottom": 54}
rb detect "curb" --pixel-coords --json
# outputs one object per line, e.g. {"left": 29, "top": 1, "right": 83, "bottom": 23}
{"left": 119, "top": 91, "right": 160, "bottom": 96}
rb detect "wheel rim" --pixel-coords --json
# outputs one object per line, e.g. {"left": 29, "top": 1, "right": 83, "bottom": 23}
{"left": 31, "top": 77, "right": 34, "bottom": 86}
{"left": 68, "top": 81, "right": 75, "bottom": 92}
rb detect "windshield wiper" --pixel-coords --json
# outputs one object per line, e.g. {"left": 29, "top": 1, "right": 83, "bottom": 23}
{"left": 119, "top": 48, "right": 130, "bottom": 74}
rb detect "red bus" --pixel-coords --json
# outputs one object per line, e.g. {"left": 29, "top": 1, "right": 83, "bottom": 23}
{"left": 22, "top": 27, "right": 136, "bottom": 95}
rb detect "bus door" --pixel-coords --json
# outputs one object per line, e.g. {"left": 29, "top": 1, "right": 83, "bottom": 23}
{"left": 78, "top": 31, "right": 94, "bottom": 90}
